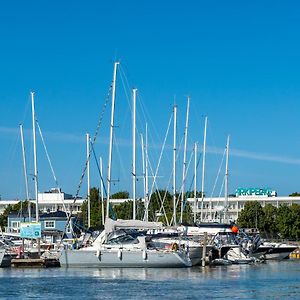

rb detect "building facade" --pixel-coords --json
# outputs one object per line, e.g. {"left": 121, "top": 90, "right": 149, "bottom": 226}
{"left": 187, "top": 194, "right": 300, "bottom": 222}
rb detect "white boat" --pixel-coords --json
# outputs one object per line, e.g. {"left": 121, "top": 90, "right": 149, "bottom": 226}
{"left": 263, "top": 243, "right": 298, "bottom": 260}
{"left": 0, "top": 249, "right": 5, "bottom": 266}
{"left": 59, "top": 219, "right": 192, "bottom": 268}
{"left": 225, "top": 246, "right": 255, "bottom": 264}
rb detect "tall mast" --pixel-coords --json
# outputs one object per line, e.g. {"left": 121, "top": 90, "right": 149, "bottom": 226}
{"left": 100, "top": 157, "right": 105, "bottom": 226}
{"left": 86, "top": 133, "right": 91, "bottom": 228}
{"left": 224, "top": 135, "right": 230, "bottom": 222}
{"left": 144, "top": 123, "right": 149, "bottom": 221}
{"left": 180, "top": 96, "right": 190, "bottom": 224}
{"left": 193, "top": 142, "right": 197, "bottom": 223}
{"left": 200, "top": 116, "right": 208, "bottom": 222}
{"left": 31, "top": 91, "right": 39, "bottom": 222}
{"left": 141, "top": 134, "right": 146, "bottom": 220}
{"left": 20, "top": 124, "right": 31, "bottom": 221}
{"left": 106, "top": 61, "right": 119, "bottom": 219}
{"left": 132, "top": 88, "right": 137, "bottom": 220}
{"left": 172, "top": 105, "right": 177, "bottom": 225}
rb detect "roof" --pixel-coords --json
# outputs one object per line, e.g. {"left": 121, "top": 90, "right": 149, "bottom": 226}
{"left": 40, "top": 211, "right": 68, "bottom": 219}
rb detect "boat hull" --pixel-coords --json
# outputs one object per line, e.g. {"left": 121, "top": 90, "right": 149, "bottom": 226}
{"left": 59, "top": 248, "right": 192, "bottom": 268}
{"left": 265, "top": 246, "right": 298, "bottom": 260}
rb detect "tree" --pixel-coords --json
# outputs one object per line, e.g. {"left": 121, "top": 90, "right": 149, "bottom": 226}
{"left": 276, "top": 205, "right": 293, "bottom": 239}
{"left": 185, "top": 191, "right": 204, "bottom": 198}
{"left": 0, "top": 200, "right": 36, "bottom": 229}
{"left": 114, "top": 199, "right": 144, "bottom": 220}
{"left": 261, "top": 204, "right": 278, "bottom": 237}
{"left": 111, "top": 191, "right": 129, "bottom": 199}
{"left": 237, "top": 201, "right": 264, "bottom": 229}
{"left": 289, "top": 192, "right": 300, "bottom": 197}
{"left": 80, "top": 187, "right": 104, "bottom": 228}
{"left": 148, "top": 190, "right": 192, "bottom": 225}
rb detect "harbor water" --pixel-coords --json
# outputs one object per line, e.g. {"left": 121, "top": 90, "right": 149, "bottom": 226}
{"left": 0, "top": 260, "right": 300, "bottom": 299}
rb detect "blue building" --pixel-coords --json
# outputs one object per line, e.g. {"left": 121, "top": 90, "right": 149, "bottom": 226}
{"left": 7, "top": 211, "right": 79, "bottom": 243}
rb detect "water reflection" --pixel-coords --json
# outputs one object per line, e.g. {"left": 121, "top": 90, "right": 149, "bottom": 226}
{"left": 0, "top": 261, "right": 300, "bottom": 299}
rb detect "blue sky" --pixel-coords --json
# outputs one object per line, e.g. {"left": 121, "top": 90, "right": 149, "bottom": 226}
{"left": 1, "top": 1, "right": 300, "bottom": 199}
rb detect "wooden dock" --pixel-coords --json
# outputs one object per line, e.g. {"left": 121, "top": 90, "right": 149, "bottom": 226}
{"left": 11, "top": 258, "right": 60, "bottom": 268}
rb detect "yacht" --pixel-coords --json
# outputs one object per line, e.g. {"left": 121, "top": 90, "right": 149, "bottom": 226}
{"left": 59, "top": 219, "right": 192, "bottom": 268}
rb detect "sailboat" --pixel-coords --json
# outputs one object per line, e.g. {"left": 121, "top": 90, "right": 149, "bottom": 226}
{"left": 58, "top": 62, "right": 192, "bottom": 268}
{"left": 60, "top": 218, "right": 192, "bottom": 268}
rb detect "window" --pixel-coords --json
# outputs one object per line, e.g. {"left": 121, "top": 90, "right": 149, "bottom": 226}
{"left": 66, "top": 223, "right": 72, "bottom": 233}
{"left": 44, "top": 220, "right": 55, "bottom": 229}
{"left": 11, "top": 221, "right": 20, "bottom": 229}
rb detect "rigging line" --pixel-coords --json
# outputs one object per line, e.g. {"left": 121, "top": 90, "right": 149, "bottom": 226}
{"left": 156, "top": 134, "right": 185, "bottom": 222}
{"left": 90, "top": 141, "right": 108, "bottom": 198}
{"left": 146, "top": 157, "right": 170, "bottom": 226}
{"left": 117, "top": 67, "right": 132, "bottom": 137}
{"left": 36, "top": 120, "right": 68, "bottom": 214}
{"left": 186, "top": 151, "right": 203, "bottom": 194}
{"left": 113, "top": 134, "right": 128, "bottom": 187}
{"left": 148, "top": 112, "right": 173, "bottom": 202}
{"left": 205, "top": 147, "right": 226, "bottom": 220}
{"left": 147, "top": 112, "right": 172, "bottom": 224}
{"left": 212, "top": 177, "right": 225, "bottom": 221}
{"left": 209, "top": 148, "right": 226, "bottom": 198}
{"left": 21, "top": 95, "right": 32, "bottom": 126}
{"left": 207, "top": 119, "right": 220, "bottom": 166}
{"left": 155, "top": 164, "right": 173, "bottom": 222}
{"left": 63, "top": 82, "right": 113, "bottom": 237}
{"left": 170, "top": 147, "right": 194, "bottom": 224}
{"left": 182, "top": 151, "right": 204, "bottom": 213}
{"left": 137, "top": 93, "right": 162, "bottom": 156}
{"left": 119, "top": 65, "right": 133, "bottom": 110}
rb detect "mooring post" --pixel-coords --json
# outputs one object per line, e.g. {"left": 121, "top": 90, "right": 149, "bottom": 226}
{"left": 202, "top": 232, "right": 207, "bottom": 267}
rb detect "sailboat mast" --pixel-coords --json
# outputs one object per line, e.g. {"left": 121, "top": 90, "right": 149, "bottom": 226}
{"left": 180, "top": 97, "right": 190, "bottom": 224}
{"left": 20, "top": 124, "right": 31, "bottom": 221}
{"left": 106, "top": 61, "right": 119, "bottom": 219}
{"left": 224, "top": 135, "right": 230, "bottom": 222}
{"left": 172, "top": 105, "right": 177, "bottom": 225}
{"left": 132, "top": 88, "right": 137, "bottom": 220}
{"left": 201, "top": 116, "right": 208, "bottom": 222}
{"left": 141, "top": 134, "right": 146, "bottom": 220}
{"left": 144, "top": 123, "right": 149, "bottom": 221}
{"left": 100, "top": 157, "right": 105, "bottom": 226}
{"left": 193, "top": 142, "right": 197, "bottom": 223}
{"left": 31, "top": 92, "right": 39, "bottom": 222}
{"left": 86, "top": 133, "right": 91, "bottom": 228}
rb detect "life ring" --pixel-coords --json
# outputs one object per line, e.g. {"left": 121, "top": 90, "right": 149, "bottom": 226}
{"left": 171, "top": 243, "right": 179, "bottom": 251}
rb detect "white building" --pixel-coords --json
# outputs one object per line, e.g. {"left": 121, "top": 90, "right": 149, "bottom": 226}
{"left": 0, "top": 189, "right": 84, "bottom": 215}
{"left": 188, "top": 188, "right": 300, "bottom": 222}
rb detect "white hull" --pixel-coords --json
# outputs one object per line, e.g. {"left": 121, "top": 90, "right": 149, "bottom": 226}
{"left": 60, "top": 248, "right": 192, "bottom": 268}
{"left": 0, "top": 249, "right": 5, "bottom": 266}
{"left": 225, "top": 247, "right": 254, "bottom": 264}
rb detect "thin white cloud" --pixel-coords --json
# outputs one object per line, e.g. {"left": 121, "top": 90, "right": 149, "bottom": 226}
{"left": 2, "top": 126, "right": 300, "bottom": 165}
{"left": 207, "top": 146, "right": 300, "bottom": 165}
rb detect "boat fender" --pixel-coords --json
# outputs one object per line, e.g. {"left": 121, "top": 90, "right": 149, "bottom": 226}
{"left": 142, "top": 250, "right": 147, "bottom": 260}
{"left": 171, "top": 243, "right": 179, "bottom": 251}
{"left": 118, "top": 249, "right": 122, "bottom": 260}
{"left": 97, "top": 250, "right": 101, "bottom": 260}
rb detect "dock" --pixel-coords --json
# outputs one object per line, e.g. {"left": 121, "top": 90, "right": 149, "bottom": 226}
{"left": 11, "top": 258, "right": 60, "bottom": 268}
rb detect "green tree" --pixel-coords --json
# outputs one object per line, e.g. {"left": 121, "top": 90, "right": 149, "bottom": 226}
{"left": 0, "top": 200, "right": 36, "bottom": 229}
{"left": 114, "top": 199, "right": 144, "bottom": 220}
{"left": 276, "top": 205, "right": 292, "bottom": 239}
{"left": 80, "top": 187, "right": 105, "bottom": 228}
{"left": 237, "top": 201, "right": 264, "bottom": 229}
{"left": 262, "top": 204, "right": 278, "bottom": 236}
{"left": 111, "top": 191, "right": 129, "bottom": 199}
{"left": 148, "top": 190, "right": 192, "bottom": 225}
{"left": 289, "top": 192, "right": 300, "bottom": 197}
